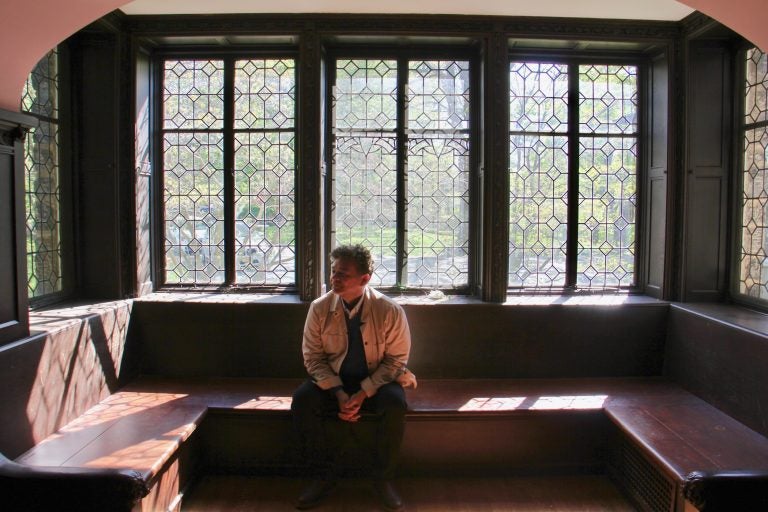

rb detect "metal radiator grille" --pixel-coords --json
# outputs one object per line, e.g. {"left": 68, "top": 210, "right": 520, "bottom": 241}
{"left": 609, "top": 436, "right": 676, "bottom": 512}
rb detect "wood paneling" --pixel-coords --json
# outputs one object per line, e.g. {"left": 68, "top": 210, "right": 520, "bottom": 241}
{"left": 0, "top": 109, "right": 34, "bottom": 346}
{"left": 644, "top": 51, "right": 672, "bottom": 299}
{"left": 0, "top": 300, "right": 138, "bottom": 458}
{"left": 182, "top": 474, "right": 636, "bottom": 512}
{"left": 129, "top": 300, "right": 669, "bottom": 379}
{"left": 681, "top": 41, "right": 732, "bottom": 302}
{"left": 664, "top": 304, "right": 768, "bottom": 438}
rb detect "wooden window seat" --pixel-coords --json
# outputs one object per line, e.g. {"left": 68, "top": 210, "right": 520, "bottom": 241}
{"left": 9, "top": 376, "right": 768, "bottom": 511}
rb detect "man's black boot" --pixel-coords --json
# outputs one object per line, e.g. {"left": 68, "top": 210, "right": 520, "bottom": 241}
{"left": 374, "top": 480, "right": 405, "bottom": 512}
{"left": 296, "top": 479, "right": 337, "bottom": 510}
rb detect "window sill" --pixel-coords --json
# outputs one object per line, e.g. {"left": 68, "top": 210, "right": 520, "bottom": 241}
{"left": 135, "top": 290, "right": 668, "bottom": 307}
{"left": 671, "top": 302, "right": 768, "bottom": 339}
{"left": 28, "top": 298, "right": 134, "bottom": 337}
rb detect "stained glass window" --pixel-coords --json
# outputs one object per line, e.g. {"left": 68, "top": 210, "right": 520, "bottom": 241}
{"left": 162, "top": 58, "right": 296, "bottom": 287}
{"left": 332, "top": 58, "right": 471, "bottom": 290}
{"left": 22, "top": 50, "right": 62, "bottom": 298}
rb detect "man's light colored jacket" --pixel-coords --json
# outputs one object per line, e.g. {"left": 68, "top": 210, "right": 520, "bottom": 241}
{"left": 302, "top": 286, "right": 411, "bottom": 397}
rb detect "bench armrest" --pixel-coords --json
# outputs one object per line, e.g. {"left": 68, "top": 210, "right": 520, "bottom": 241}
{"left": 0, "top": 453, "right": 149, "bottom": 512}
{"left": 683, "top": 470, "right": 768, "bottom": 511}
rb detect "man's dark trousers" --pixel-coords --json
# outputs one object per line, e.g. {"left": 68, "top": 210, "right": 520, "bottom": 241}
{"left": 291, "top": 380, "right": 407, "bottom": 480}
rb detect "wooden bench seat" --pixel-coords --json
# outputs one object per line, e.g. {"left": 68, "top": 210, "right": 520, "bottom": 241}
{"left": 14, "top": 376, "right": 768, "bottom": 512}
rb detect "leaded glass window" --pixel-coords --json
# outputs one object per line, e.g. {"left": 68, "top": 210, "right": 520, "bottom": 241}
{"left": 509, "top": 63, "right": 569, "bottom": 287}
{"left": 509, "top": 61, "right": 638, "bottom": 290}
{"left": 22, "top": 50, "right": 62, "bottom": 298}
{"left": 739, "top": 48, "right": 768, "bottom": 299}
{"left": 161, "top": 57, "right": 296, "bottom": 287}
{"left": 331, "top": 57, "right": 472, "bottom": 290}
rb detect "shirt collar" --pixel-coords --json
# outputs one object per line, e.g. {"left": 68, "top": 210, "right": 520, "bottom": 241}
{"left": 339, "top": 288, "right": 366, "bottom": 319}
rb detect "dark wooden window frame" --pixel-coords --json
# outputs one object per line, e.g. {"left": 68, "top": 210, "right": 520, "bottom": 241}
{"left": 506, "top": 51, "right": 648, "bottom": 293}
{"left": 127, "top": 14, "right": 679, "bottom": 301}
{"left": 22, "top": 46, "right": 76, "bottom": 309}
{"left": 151, "top": 47, "right": 300, "bottom": 293}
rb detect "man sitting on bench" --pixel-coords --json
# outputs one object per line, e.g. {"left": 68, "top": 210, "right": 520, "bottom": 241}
{"left": 291, "top": 244, "right": 413, "bottom": 511}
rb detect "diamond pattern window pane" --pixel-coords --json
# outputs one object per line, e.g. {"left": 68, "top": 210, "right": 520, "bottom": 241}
{"left": 740, "top": 48, "right": 768, "bottom": 300}
{"left": 335, "top": 59, "right": 397, "bottom": 131}
{"left": 22, "top": 50, "right": 58, "bottom": 118}
{"left": 510, "top": 62, "right": 568, "bottom": 133}
{"left": 333, "top": 58, "right": 471, "bottom": 290}
{"left": 334, "top": 136, "right": 398, "bottom": 287}
{"left": 509, "top": 61, "right": 569, "bottom": 288}
{"left": 577, "top": 137, "right": 637, "bottom": 288}
{"left": 235, "top": 59, "right": 295, "bottom": 130}
{"left": 406, "top": 60, "right": 470, "bottom": 288}
{"left": 509, "top": 135, "right": 568, "bottom": 287}
{"left": 25, "top": 119, "right": 61, "bottom": 297}
{"left": 579, "top": 65, "right": 637, "bottom": 135}
{"left": 163, "top": 132, "right": 225, "bottom": 284}
{"left": 745, "top": 48, "right": 768, "bottom": 125}
{"left": 407, "top": 135, "right": 470, "bottom": 288}
{"left": 408, "top": 60, "right": 470, "bottom": 131}
{"left": 162, "top": 57, "right": 296, "bottom": 287}
{"left": 23, "top": 50, "right": 62, "bottom": 298}
{"left": 740, "top": 127, "right": 768, "bottom": 298}
{"left": 234, "top": 132, "right": 296, "bottom": 285}
{"left": 511, "top": 61, "right": 638, "bottom": 290}
{"left": 163, "top": 60, "right": 224, "bottom": 130}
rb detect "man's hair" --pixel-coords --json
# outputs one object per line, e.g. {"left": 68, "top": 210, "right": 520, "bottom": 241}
{"left": 330, "top": 244, "right": 374, "bottom": 276}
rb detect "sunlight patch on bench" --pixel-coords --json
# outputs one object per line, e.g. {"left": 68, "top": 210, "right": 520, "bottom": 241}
{"left": 531, "top": 395, "right": 608, "bottom": 410}
{"left": 459, "top": 397, "right": 527, "bottom": 411}
{"left": 234, "top": 396, "right": 293, "bottom": 410}
{"left": 459, "top": 395, "right": 607, "bottom": 411}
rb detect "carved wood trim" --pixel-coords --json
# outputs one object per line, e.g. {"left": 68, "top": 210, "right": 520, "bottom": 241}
{"left": 125, "top": 13, "right": 679, "bottom": 43}
{"left": 0, "top": 110, "right": 36, "bottom": 146}
{"left": 298, "top": 25, "right": 322, "bottom": 300}
{"left": 482, "top": 30, "right": 511, "bottom": 303}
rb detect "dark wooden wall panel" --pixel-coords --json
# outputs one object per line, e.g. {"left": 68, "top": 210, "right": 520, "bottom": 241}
{"left": 0, "top": 301, "right": 139, "bottom": 458}
{"left": 406, "top": 304, "right": 668, "bottom": 378}
{"left": 682, "top": 42, "right": 731, "bottom": 301}
{"left": 0, "top": 110, "right": 34, "bottom": 345}
{"left": 664, "top": 305, "right": 768, "bottom": 438}
{"left": 687, "top": 176, "right": 725, "bottom": 291}
{"left": 201, "top": 411, "right": 612, "bottom": 476}
{"left": 75, "top": 34, "right": 122, "bottom": 299}
{"left": 130, "top": 301, "right": 669, "bottom": 379}
{"left": 130, "top": 301, "right": 310, "bottom": 378}
{"left": 644, "top": 51, "right": 671, "bottom": 299}
{"left": 0, "top": 150, "right": 20, "bottom": 336}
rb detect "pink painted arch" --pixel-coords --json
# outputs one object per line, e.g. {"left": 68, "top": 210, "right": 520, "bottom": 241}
{"left": 0, "top": 0, "right": 129, "bottom": 111}
{"left": 678, "top": 0, "right": 767, "bottom": 51}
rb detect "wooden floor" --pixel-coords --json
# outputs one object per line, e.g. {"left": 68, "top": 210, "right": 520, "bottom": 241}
{"left": 181, "top": 475, "right": 637, "bottom": 511}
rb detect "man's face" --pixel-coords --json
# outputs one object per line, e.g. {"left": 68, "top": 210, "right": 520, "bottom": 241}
{"left": 330, "top": 257, "right": 370, "bottom": 301}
